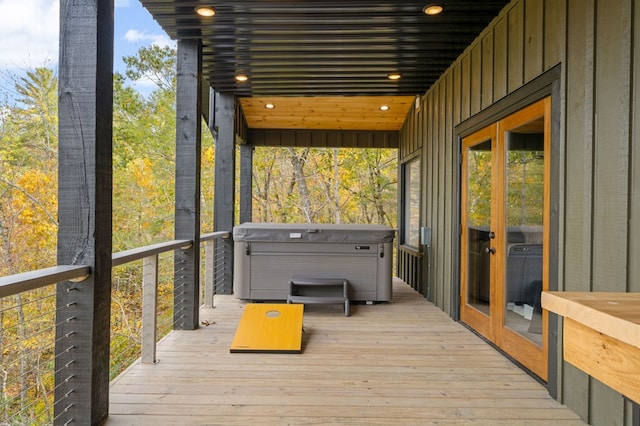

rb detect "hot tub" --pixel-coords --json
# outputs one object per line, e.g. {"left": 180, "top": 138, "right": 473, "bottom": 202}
{"left": 233, "top": 223, "right": 395, "bottom": 302}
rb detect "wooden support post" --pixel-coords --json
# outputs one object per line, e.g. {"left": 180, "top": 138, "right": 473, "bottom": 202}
{"left": 239, "top": 144, "right": 253, "bottom": 224}
{"left": 54, "top": 0, "right": 113, "bottom": 423}
{"left": 141, "top": 255, "right": 158, "bottom": 364}
{"left": 213, "top": 92, "right": 236, "bottom": 294}
{"left": 174, "top": 39, "right": 202, "bottom": 330}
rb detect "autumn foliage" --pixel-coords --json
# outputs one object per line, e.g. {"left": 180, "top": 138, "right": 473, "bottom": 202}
{"left": 0, "top": 46, "right": 397, "bottom": 423}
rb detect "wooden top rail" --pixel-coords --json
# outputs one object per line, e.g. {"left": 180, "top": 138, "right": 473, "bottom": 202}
{"left": 0, "top": 231, "right": 232, "bottom": 299}
{"left": 200, "top": 231, "right": 231, "bottom": 242}
{"left": 0, "top": 265, "right": 91, "bottom": 298}
{"left": 112, "top": 239, "right": 193, "bottom": 267}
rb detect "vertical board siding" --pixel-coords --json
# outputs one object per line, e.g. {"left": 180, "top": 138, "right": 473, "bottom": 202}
{"left": 563, "top": 0, "right": 593, "bottom": 419}
{"left": 461, "top": 54, "right": 471, "bottom": 121}
{"left": 398, "top": 0, "right": 639, "bottom": 423}
{"left": 437, "top": 82, "right": 447, "bottom": 311}
{"left": 524, "top": 0, "right": 544, "bottom": 83}
{"left": 493, "top": 18, "right": 508, "bottom": 101}
{"left": 443, "top": 72, "right": 454, "bottom": 316}
{"left": 564, "top": 0, "right": 594, "bottom": 293}
{"left": 425, "top": 91, "right": 435, "bottom": 303}
{"left": 433, "top": 86, "right": 442, "bottom": 308}
{"left": 482, "top": 32, "right": 495, "bottom": 110}
{"left": 632, "top": 0, "right": 640, "bottom": 294}
{"left": 590, "top": 1, "right": 632, "bottom": 423}
{"left": 507, "top": 1, "right": 524, "bottom": 93}
{"left": 543, "top": 0, "right": 566, "bottom": 70}
{"left": 470, "top": 43, "right": 482, "bottom": 115}
{"left": 592, "top": 0, "right": 631, "bottom": 292}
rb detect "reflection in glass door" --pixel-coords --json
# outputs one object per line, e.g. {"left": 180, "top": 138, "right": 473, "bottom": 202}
{"left": 460, "top": 125, "right": 497, "bottom": 341}
{"left": 504, "top": 117, "right": 545, "bottom": 347}
{"left": 460, "top": 97, "right": 550, "bottom": 381}
{"left": 466, "top": 141, "right": 492, "bottom": 314}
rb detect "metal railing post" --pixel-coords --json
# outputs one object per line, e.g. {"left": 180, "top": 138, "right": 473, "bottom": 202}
{"left": 203, "top": 239, "right": 215, "bottom": 307}
{"left": 141, "top": 254, "right": 158, "bottom": 364}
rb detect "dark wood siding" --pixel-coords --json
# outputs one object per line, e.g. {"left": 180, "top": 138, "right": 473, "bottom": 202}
{"left": 249, "top": 129, "right": 399, "bottom": 149}
{"left": 399, "top": 0, "right": 638, "bottom": 424}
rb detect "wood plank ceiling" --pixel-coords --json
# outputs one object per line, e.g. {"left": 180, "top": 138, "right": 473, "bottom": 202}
{"left": 138, "top": 0, "right": 510, "bottom": 131}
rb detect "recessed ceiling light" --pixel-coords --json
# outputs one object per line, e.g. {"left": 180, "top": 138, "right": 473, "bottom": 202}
{"left": 387, "top": 72, "right": 402, "bottom": 80}
{"left": 235, "top": 74, "right": 249, "bottom": 82}
{"left": 423, "top": 4, "right": 443, "bottom": 15}
{"left": 264, "top": 103, "right": 275, "bottom": 109}
{"left": 195, "top": 6, "right": 216, "bottom": 17}
{"left": 379, "top": 105, "right": 390, "bottom": 112}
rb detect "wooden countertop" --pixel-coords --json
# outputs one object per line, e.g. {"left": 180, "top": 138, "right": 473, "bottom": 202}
{"left": 541, "top": 291, "right": 640, "bottom": 349}
{"left": 542, "top": 291, "right": 640, "bottom": 404}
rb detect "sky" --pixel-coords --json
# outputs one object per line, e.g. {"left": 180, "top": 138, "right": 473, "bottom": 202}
{"left": 0, "top": 0, "right": 176, "bottom": 98}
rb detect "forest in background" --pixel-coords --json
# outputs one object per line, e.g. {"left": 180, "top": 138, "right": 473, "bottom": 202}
{"left": 0, "top": 45, "right": 398, "bottom": 423}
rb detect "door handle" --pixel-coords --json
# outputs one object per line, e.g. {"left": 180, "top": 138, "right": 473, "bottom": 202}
{"left": 485, "top": 247, "right": 496, "bottom": 255}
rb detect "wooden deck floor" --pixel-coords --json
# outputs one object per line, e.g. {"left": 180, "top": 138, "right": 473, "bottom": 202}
{"left": 106, "top": 279, "right": 585, "bottom": 425}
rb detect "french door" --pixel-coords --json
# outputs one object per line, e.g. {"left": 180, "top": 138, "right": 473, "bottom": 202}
{"left": 460, "top": 97, "right": 550, "bottom": 380}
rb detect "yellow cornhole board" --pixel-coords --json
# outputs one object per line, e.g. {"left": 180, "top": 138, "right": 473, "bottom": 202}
{"left": 230, "top": 303, "right": 304, "bottom": 353}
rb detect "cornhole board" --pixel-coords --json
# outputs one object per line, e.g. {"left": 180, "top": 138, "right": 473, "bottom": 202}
{"left": 230, "top": 303, "right": 304, "bottom": 353}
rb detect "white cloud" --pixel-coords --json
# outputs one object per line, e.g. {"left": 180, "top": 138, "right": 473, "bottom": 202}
{"left": 0, "top": 0, "right": 60, "bottom": 70}
{"left": 124, "top": 29, "right": 174, "bottom": 49}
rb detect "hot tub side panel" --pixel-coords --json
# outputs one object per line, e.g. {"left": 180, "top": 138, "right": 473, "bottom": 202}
{"left": 233, "top": 239, "right": 393, "bottom": 302}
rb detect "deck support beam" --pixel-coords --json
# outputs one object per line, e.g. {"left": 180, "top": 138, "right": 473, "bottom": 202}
{"left": 213, "top": 92, "right": 236, "bottom": 294}
{"left": 174, "top": 39, "right": 202, "bottom": 330}
{"left": 54, "top": 0, "right": 114, "bottom": 422}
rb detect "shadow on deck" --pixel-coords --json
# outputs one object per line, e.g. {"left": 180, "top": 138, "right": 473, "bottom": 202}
{"left": 105, "top": 279, "right": 584, "bottom": 425}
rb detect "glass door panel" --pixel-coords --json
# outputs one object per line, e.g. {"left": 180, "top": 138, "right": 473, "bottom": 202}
{"left": 460, "top": 124, "right": 497, "bottom": 340}
{"left": 504, "top": 118, "right": 545, "bottom": 347}
{"left": 460, "top": 97, "right": 550, "bottom": 381}
{"left": 465, "top": 140, "right": 492, "bottom": 314}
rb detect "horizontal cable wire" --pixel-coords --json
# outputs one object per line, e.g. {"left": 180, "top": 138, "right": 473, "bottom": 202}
{"left": 2, "top": 233, "right": 230, "bottom": 424}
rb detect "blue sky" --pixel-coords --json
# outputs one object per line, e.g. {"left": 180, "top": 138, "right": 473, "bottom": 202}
{"left": 0, "top": 0, "right": 175, "bottom": 97}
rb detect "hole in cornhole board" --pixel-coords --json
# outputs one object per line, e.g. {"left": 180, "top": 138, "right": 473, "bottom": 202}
{"left": 230, "top": 303, "right": 304, "bottom": 354}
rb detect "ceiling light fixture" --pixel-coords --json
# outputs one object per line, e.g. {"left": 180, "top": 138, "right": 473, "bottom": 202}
{"left": 387, "top": 72, "right": 402, "bottom": 80}
{"left": 423, "top": 4, "right": 443, "bottom": 15}
{"left": 195, "top": 6, "right": 216, "bottom": 17}
{"left": 264, "top": 103, "right": 275, "bottom": 109}
{"left": 379, "top": 105, "right": 390, "bottom": 112}
{"left": 235, "top": 74, "right": 249, "bottom": 82}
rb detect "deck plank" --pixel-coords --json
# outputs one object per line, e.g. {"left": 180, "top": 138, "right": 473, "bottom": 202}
{"left": 106, "top": 279, "right": 584, "bottom": 425}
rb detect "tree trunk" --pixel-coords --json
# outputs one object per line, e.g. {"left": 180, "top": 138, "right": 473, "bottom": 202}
{"left": 287, "top": 148, "right": 313, "bottom": 223}
{"left": 333, "top": 148, "right": 341, "bottom": 224}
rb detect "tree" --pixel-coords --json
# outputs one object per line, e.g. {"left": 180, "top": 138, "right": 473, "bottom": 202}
{"left": 0, "top": 67, "right": 58, "bottom": 425}
{"left": 251, "top": 147, "right": 397, "bottom": 227}
{"left": 11, "top": 68, "right": 58, "bottom": 162}
{"left": 123, "top": 45, "right": 177, "bottom": 93}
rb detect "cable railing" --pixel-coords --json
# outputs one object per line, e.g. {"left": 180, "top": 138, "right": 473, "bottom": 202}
{"left": 0, "top": 231, "right": 231, "bottom": 425}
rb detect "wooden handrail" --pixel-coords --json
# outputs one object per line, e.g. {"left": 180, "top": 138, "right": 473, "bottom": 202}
{"left": 200, "top": 231, "right": 230, "bottom": 242}
{"left": 0, "top": 231, "right": 232, "bottom": 299}
{"left": 0, "top": 265, "right": 91, "bottom": 298}
{"left": 112, "top": 239, "right": 193, "bottom": 267}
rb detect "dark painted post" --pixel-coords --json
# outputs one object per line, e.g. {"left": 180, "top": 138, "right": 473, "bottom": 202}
{"left": 174, "top": 39, "right": 202, "bottom": 330}
{"left": 239, "top": 144, "right": 254, "bottom": 224}
{"left": 213, "top": 93, "right": 236, "bottom": 294}
{"left": 54, "top": 0, "right": 113, "bottom": 423}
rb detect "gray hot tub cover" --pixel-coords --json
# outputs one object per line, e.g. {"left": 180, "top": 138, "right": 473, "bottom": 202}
{"left": 233, "top": 222, "right": 395, "bottom": 244}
